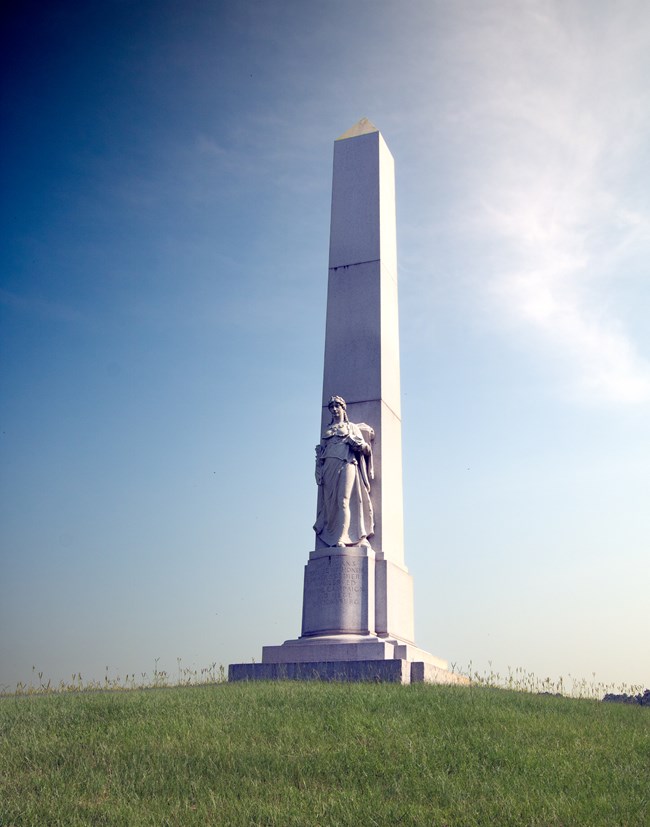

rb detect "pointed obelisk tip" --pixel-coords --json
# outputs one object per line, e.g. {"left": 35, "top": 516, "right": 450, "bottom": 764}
{"left": 336, "top": 117, "right": 379, "bottom": 141}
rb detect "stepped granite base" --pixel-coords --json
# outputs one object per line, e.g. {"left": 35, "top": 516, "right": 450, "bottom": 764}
{"left": 229, "top": 633, "right": 469, "bottom": 686}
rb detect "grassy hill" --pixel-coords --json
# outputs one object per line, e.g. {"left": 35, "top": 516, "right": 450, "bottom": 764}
{"left": 1, "top": 681, "right": 648, "bottom": 826}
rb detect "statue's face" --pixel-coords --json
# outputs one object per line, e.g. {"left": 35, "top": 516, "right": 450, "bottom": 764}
{"left": 329, "top": 401, "right": 344, "bottom": 420}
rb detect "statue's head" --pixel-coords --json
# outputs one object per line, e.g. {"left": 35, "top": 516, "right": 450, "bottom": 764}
{"left": 328, "top": 395, "right": 348, "bottom": 421}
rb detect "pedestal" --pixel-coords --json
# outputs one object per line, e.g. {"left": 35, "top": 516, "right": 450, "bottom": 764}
{"left": 228, "top": 545, "right": 468, "bottom": 686}
{"left": 301, "top": 547, "right": 375, "bottom": 637}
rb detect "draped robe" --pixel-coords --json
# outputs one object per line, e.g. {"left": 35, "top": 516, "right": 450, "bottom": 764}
{"left": 314, "top": 421, "right": 374, "bottom": 547}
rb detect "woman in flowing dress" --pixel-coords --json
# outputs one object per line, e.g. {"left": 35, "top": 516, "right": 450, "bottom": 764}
{"left": 314, "top": 396, "right": 374, "bottom": 548}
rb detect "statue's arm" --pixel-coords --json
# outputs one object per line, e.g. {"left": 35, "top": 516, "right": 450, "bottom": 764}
{"left": 315, "top": 443, "right": 324, "bottom": 485}
{"left": 345, "top": 425, "right": 370, "bottom": 456}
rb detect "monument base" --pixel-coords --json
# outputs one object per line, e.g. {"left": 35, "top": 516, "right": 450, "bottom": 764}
{"left": 228, "top": 633, "right": 468, "bottom": 685}
{"left": 262, "top": 633, "right": 447, "bottom": 667}
{"left": 300, "top": 547, "right": 416, "bottom": 642}
{"left": 228, "top": 547, "right": 467, "bottom": 686}
{"left": 228, "top": 659, "right": 468, "bottom": 685}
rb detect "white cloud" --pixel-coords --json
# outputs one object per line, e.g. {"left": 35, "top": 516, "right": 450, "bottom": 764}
{"left": 456, "top": 0, "right": 650, "bottom": 404}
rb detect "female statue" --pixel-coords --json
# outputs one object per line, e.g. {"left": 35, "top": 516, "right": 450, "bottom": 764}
{"left": 314, "top": 396, "right": 374, "bottom": 548}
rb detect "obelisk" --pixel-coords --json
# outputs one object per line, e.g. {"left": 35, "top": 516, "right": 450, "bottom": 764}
{"left": 302, "top": 117, "right": 413, "bottom": 643}
{"left": 229, "top": 120, "right": 467, "bottom": 684}
{"left": 322, "top": 117, "right": 403, "bottom": 564}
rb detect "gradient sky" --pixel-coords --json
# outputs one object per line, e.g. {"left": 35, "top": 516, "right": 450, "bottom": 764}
{"left": 2, "top": 0, "right": 649, "bottom": 693}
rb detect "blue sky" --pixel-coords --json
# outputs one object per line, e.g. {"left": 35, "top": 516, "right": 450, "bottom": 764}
{"left": 2, "top": 0, "right": 649, "bottom": 692}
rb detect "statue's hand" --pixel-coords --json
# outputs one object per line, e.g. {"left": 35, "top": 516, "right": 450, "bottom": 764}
{"left": 346, "top": 434, "right": 369, "bottom": 454}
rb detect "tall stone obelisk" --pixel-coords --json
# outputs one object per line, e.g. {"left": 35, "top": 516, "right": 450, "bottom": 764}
{"left": 229, "top": 119, "right": 467, "bottom": 684}
{"left": 322, "top": 117, "right": 403, "bottom": 565}
{"left": 303, "top": 118, "right": 414, "bottom": 644}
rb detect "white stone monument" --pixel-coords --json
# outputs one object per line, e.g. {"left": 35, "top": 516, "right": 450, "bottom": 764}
{"left": 229, "top": 119, "right": 467, "bottom": 684}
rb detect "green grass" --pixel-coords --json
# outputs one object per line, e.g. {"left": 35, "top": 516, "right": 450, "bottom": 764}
{"left": 1, "top": 682, "right": 648, "bottom": 826}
